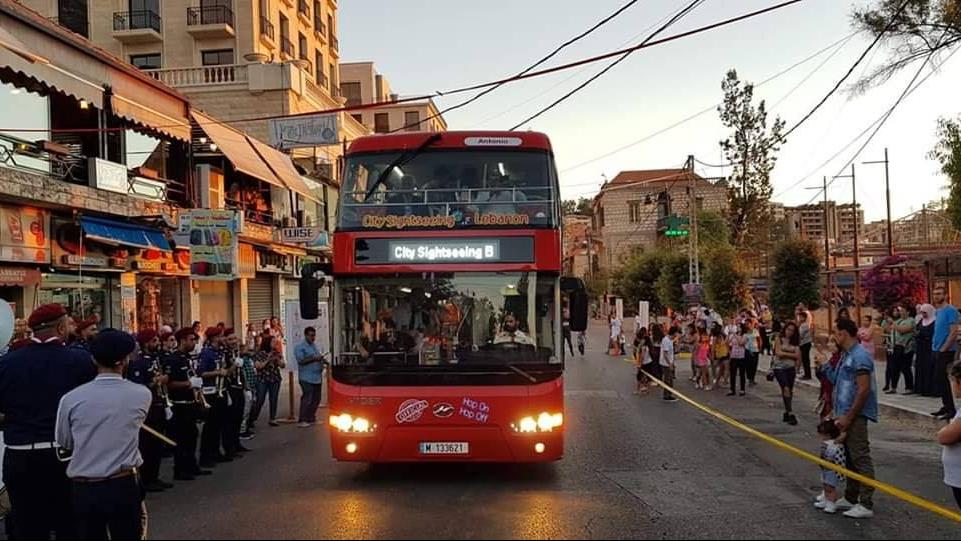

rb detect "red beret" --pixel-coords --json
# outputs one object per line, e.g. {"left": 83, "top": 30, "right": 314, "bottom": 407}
{"left": 175, "top": 327, "right": 198, "bottom": 341}
{"left": 205, "top": 326, "right": 223, "bottom": 338}
{"left": 136, "top": 329, "right": 158, "bottom": 345}
{"left": 28, "top": 304, "right": 67, "bottom": 328}
{"left": 73, "top": 315, "right": 99, "bottom": 331}
{"left": 223, "top": 327, "right": 236, "bottom": 337}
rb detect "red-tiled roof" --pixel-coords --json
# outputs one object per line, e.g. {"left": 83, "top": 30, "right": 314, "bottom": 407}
{"left": 607, "top": 169, "right": 703, "bottom": 187}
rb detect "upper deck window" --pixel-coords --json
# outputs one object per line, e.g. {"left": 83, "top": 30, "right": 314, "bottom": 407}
{"left": 339, "top": 149, "right": 558, "bottom": 230}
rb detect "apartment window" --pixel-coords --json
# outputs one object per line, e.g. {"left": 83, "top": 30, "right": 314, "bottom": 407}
{"left": 329, "top": 62, "right": 336, "bottom": 91}
{"left": 127, "top": 0, "right": 160, "bottom": 31}
{"left": 57, "top": 0, "right": 89, "bottom": 37}
{"left": 279, "top": 13, "right": 291, "bottom": 55}
{"left": 315, "top": 51, "right": 325, "bottom": 86}
{"left": 313, "top": 1, "right": 324, "bottom": 34}
{"left": 628, "top": 200, "right": 642, "bottom": 223}
{"left": 597, "top": 207, "right": 605, "bottom": 228}
{"left": 341, "top": 82, "right": 361, "bottom": 107}
{"left": 404, "top": 111, "right": 420, "bottom": 132}
{"left": 351, "top": 113, "right": 362, "bottom": 124}
{"left": 374, "top": 113, "right": 389, "bottom": 134}
{"left": 130, "top": 53, "right": 162, "bottom": 70}
{"left": 201, "top": 49, "right": 233, "bottom": 66}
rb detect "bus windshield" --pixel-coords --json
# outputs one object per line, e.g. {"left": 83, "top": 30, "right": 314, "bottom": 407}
{"left": 339, "top": 150, "right": 558, "bottom": 230}
{"left": 336, "top": 272, "right": 559, "bottom": 368}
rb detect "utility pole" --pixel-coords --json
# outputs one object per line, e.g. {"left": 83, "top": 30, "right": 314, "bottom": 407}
{"left": 806, "top": 178, "right": 833, "bottom": 331}
{"left": 686, "top": 155, "right": 700, "bottom": 284}
{"left": 834, "top": 164, "right": 861, "bottom": 322}
{"left": 863, "top": 148, "right": 894, "bottom": 256}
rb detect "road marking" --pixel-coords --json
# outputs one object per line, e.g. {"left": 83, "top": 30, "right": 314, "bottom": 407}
{"left": 631, "top": 363, "right": 961, "bottom": 524}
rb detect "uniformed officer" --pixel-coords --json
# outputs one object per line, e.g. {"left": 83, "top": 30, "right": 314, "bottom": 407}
{"left": 127, "top": 329, "right": 173, "bottom": 492}
{"left": 222, "top": 328, "right": 250, "bottom": 457}
{"left": 164, "top": 327, "right": 210, "bottom": 481}
{"left": 0, "top": 303, "right": 96, "bottom": 540}
{"left": 70, "top": 315, "right": 100, "bottom": 351}
{"left": 55, "top": 329, "right": 151, "bottom": 540}
{"left": 198, "top": 326, "right": 230, "bottom": 467}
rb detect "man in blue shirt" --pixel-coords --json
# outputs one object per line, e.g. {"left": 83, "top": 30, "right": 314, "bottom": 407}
{"left": 830, "top": 317, "right": 879, "bottom": 519}
{"left": 932, "top": 286, "right": 959, "bottom": 420}
{"left": 295, "top": 327, "right": 326, "bottom": 427}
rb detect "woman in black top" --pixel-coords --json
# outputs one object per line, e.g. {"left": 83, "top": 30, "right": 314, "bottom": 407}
{"left": 649, "top": 323, "right": 664, "bottom": 382}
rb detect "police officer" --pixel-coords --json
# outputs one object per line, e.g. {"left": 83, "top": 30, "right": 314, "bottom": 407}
{"left": 70, "top": 315, "right": 99, "bottom": 351}
{"left": 198, "top": 326, "right": 230, "bottom": 467}
{"left": 55, "top": 329, "right": 151, "bottom": 540}
{"left": 164, "top": 327, "right": 210, "bottom": 481}
{"left": 127, "top": 329, "right": 173, "bottom": 492}
{"left": 0, "top": 304, "right": 96, "bottom": 540}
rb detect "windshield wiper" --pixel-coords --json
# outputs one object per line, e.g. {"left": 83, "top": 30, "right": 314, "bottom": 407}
{"left": 363, "top": 133, "right": 443, "bottom": 202}
{"left": 508, "top": 364, "right": 538, "bottom": 383}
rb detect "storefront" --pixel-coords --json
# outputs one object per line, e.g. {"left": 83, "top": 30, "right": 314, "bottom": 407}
{"left": 0, "top": 204, "right": 50, "bottom": 318}
{"left": 248, "top": 273, "right": 275, "bottom": 328}
{"left": 132, "top": 249, "right": 191, "bottom": 330}
{"left": 197, "top": 279, "right": 234, "bottom": 328}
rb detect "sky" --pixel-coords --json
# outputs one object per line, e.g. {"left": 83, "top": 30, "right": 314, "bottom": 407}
{"left": 338, "top": 0, "right": 961, "bottom": 222}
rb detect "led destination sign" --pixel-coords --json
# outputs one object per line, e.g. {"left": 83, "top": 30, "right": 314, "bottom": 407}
{"left": 355, "top": 237, "right": 534, "bottom": 265}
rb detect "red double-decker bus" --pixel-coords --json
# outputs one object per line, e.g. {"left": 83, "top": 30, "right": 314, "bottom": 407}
{"left": 303, "top": 131, "right": 586, "bottom": 462}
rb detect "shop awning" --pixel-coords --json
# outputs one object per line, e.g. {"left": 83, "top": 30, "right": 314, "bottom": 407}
{"left": 80, "top": 216, "right": 171, "bottom": 251}
{"left": 246, "top": 136, "right": 320, "bottom": 203}
{"left": 191, "top": 110, "right": 285, "bottom": 189}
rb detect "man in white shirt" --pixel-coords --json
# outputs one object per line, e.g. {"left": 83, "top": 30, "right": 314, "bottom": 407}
{"left": 661, "top": 327, "right": 679, "bottom": 402}
{"left": 494, "top": 314, "right": 535, "bottom": 346}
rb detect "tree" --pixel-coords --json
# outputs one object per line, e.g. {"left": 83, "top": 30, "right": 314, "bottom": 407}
{"left": 852, "top": 1, "right": 961, "bottom": 92}
{"left": 769, "top": 239, "right": 821, "bottom": 319}
{"left": 718, "top": 70, "right": 786, "bottom": 249}
{"left": 561, "top": 197, "right": 594, "bottom": 216}
{"left": 703, "top": 245, "right": 751, "bottom": 317}
{"left": 697, "top": 210, "right": 731, "bottom": 251}
{"left": 862, "top": 255, "right": 928, "bottom": 311}
{"left": 612, "top": 250, "right": 669, "bottom": 315}
{"left": 931, "top": 117, "right": 961, "bottom": 230}
{"left": 655, "top": 252, "right": 690, "bottom": 312}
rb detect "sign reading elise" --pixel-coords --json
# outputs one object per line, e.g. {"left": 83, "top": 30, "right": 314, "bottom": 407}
{"left": 388, "top": 241, "right": 500, "bottom": 263}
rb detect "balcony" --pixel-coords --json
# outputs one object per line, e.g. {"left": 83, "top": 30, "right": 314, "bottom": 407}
{"left": 330, "top": 35, "right": 339, "bottom": 55}
{"left": 186, "top": 6, "right": 235, "bottom": 39}
{"left": 260, "top": 16, "right": 275, "bottom": 43}
{"left": 297, "top": 0, "right": 311, "bottom": 25}
{"left": 280, "top": 37, "right": 294, "bottom": 59}
{"left": 313, "top": 18, "right": 327, "bottom": 42}
{"left": 112, "top": 10, "right": 163, "bottom": 44}
{"left": 145, "top": 64, "right": 248, "bottom": 88}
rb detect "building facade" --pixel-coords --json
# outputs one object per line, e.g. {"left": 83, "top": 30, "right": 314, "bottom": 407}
{"left": 562, "top": 214, "right": 599, "bottom": 278}
{"left": 1, "top": 0, "right": 329, "bottom": 339}
{"left": 340, "top": 61, "right": 447, "bottom": 133}
{"left": 784, "top": 201, "right": 864, "bottom": 246}
{"left": 592, "top": 169, "right": 728, "bottom": 271}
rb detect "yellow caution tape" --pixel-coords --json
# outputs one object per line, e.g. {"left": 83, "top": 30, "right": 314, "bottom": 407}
{"left": 629, "top": 361, "right": 961, "bottom": 524}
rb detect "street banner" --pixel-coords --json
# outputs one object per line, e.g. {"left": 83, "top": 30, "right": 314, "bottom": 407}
{"left": 183, "top": 210, "right": 241, "bottom": 280}
{"left": 269, "top": 113, "right": 340, "bottom": 149}
{"left": 638, "top": 301, "right": 650, "bottom": 330}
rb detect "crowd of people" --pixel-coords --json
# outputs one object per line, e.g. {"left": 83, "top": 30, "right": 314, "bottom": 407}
{"left": 0, "top": 305, "right": 324, "bottom": 540}
{"left": 617, "top": 289, "right": 961, "bottom": 516}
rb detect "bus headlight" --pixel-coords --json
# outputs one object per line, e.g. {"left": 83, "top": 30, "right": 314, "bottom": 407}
{"left": 329, "top": 414, "right": 375, "bottom": 433}
{"left": 512, "top": 412, "right": 563, "bottom": 433}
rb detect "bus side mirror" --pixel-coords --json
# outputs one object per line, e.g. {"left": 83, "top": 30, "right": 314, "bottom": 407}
{"left": 299, "top": 263, "right": 330, "bottom": 320}
{"left": 570, "top": 290, "right": 588, "bottom": 332}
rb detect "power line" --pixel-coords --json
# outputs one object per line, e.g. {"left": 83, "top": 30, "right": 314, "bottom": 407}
{"left": 557, "top": 31, "right": 856, "bottom": 189}
{"left": 387, "top": 0, "right": 645, "bottom": 134}
{"left": 509, "top": 0, "right": 708, "bottom": 130}
{"left": 0, "top": 0, "right": 806, "bottom": 135}
{"left": 780, "top": 0, "right": 915, "bottom": 139}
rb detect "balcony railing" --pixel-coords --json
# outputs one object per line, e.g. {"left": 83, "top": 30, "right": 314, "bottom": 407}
{"left": 280, "top": 37, "right": 294, "bottom": 57}
{"left": 313, "top": 18, "right": 327, "bottom": 39}
{"left": 113, "top": 10, "right": 162, "bottom": 33}
{"left": 145, "top": 64, "right": 248, "bottom": 87}
{"left": 187, "top": 5, "right": 234, "bottom": 26}
{"left": 260, "top": 16, "right": 275, "bottom": 40}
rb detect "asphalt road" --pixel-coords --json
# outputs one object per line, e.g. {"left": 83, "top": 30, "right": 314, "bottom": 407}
{"left": 146, "top": 321, "right": 960, "bottom": 539}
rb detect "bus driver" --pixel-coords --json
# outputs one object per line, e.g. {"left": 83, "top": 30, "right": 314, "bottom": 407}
{"left": 494, "top": 313, "right": 534, "bottom": 346}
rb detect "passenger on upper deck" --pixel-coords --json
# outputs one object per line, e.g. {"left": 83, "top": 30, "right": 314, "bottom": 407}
{"left": 474, "top": 171, "right": 528, "bottom": 216}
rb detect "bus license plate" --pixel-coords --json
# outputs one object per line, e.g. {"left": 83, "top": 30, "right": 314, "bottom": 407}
{"left": 419, "top": 442, "right": 469, "bottom": 455}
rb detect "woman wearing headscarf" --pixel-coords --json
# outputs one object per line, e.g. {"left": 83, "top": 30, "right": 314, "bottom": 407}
{"left": 916, "top": 304, "right": 937, "bottom": 397}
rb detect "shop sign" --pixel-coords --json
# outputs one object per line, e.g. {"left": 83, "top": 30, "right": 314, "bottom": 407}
{"left": 0, "top": 205, "right": 50, "bottom": 264}
{"left": 257, "top": 250, "right": 293, "bottom": 274}
{"left": 182, "top": 210, "right": 241, "bottom": 280}
{"left": 131, "top": 249, "right": 190, "bottom": 276}
{"left": 0, "top": 266, "right": 42, "bottom": 286}
{"left": 269, "top": 113, "right": 339, "bottom": 149}
{"left": 279, "top": 227, "right": 329, "bottom": 248}
{"left": 51, "top": 218, "right": 127, "bottom": 270}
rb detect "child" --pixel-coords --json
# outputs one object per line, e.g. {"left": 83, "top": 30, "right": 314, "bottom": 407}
{"left": 815, "top": 420, "right": 847, "bottom": 514}
{"left": 711, "top": 323, "right": 729, "bottom": 390}
{"left": 633, "top": 328, "right": 653, "bottom": 394}
{"left": 694, "top": 331, "right": 711, "bottom": 390}
{"left": 937, "top": 363, "right": 961, "bottom": 510}
{"left": 727, "top": 325, "right": 748, "bottom": 397}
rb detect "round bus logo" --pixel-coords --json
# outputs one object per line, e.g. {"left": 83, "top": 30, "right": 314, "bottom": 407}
{"left": 432, "top": 403, "right": 455, "bottom": 419}
{"left": 395, "top": 399, "right": 429, "bottom": 424}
